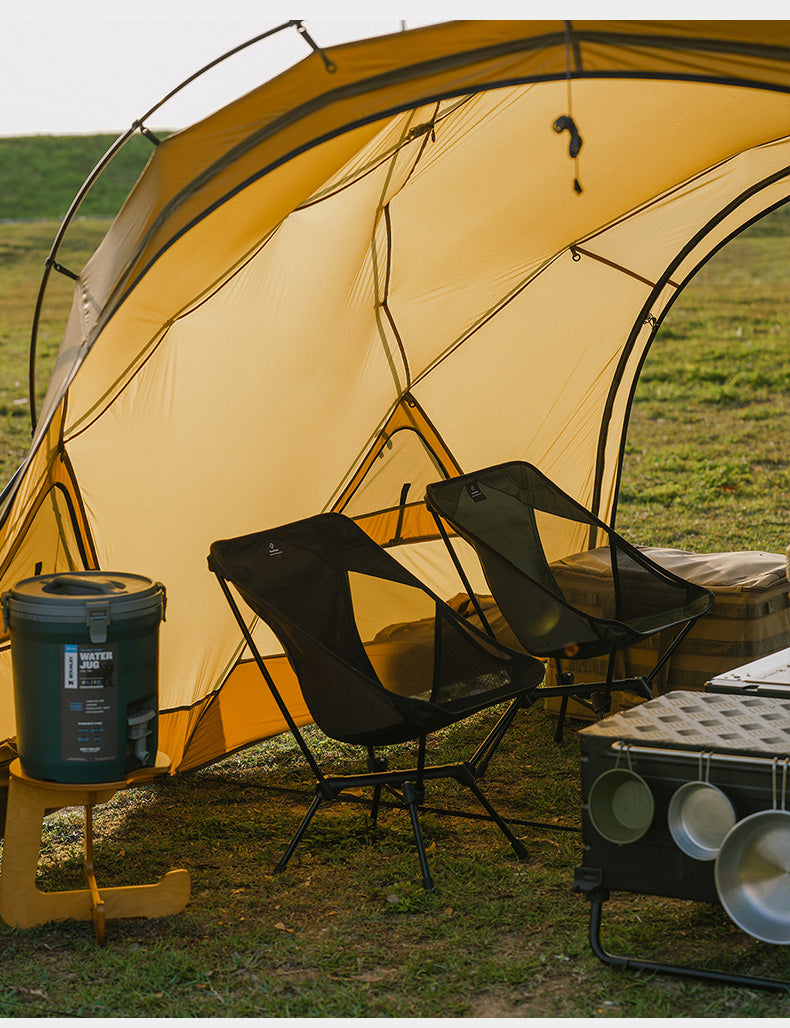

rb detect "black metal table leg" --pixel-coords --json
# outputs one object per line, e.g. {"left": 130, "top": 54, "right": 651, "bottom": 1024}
{"left": 587, "top": 899, "right": 790, "bottom": 993}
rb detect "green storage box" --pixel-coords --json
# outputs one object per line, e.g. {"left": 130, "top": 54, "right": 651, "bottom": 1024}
{"left": 2, "top": 572, "right": 166, "bottom": 784}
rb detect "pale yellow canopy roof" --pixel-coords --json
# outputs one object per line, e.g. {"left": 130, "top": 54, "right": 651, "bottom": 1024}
{"left": 1, "top": 20, "right": 789, "bottom": 771}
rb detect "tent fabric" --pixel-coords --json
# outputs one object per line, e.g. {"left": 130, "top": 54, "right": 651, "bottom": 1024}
{"left": 1, "top": 20, "right": 789, "bottom": 773}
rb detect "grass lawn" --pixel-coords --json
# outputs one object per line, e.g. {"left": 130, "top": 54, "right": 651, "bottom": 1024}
{"left": 616, "top": 223, "right": 790, "bottom": 555}
{"left": 0, "top": 205, "right": 788, "bottom": 1017}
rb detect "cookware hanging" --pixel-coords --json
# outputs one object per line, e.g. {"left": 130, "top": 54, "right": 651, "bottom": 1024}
{"left": 588, "top": 744, "right": 655, "bottom": 845}
{"left": 715, "top": 757, "right": 790, "bottom": 945}
{"left": 668, "top": 751, "right": 736, "bottom": 861}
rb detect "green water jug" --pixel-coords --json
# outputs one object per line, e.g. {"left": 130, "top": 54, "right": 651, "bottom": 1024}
{"left": 3, "top": 572, "right": 166, "bottom": 784}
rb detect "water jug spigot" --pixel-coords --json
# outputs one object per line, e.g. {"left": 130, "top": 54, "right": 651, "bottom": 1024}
{"left": 127, "top": 708, "right": 156, "bottom": 764}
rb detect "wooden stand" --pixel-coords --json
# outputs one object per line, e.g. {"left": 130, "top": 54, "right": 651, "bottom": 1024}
{"left": 0, "top": 754, "right": 190, "bottom": 943}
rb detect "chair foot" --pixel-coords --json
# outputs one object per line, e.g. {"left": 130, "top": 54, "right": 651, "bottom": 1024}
{"left": 274, "top": 792, "right": 323, "bottom": 874}
{"left": 511, "top": 838, "right": 529, "bottom": 861}
{"left": 463, "top": 773, "right": 528, "bottom": 861}
{"left": 402, "top": 781, "right": 435, "bottom": 891}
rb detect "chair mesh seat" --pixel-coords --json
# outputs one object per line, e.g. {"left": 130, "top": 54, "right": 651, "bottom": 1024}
{"left": 425, "top": 461, "right": 715, "bottom": 739}
{"left": 209, "top": 513, "right": 542, "bottom": 745}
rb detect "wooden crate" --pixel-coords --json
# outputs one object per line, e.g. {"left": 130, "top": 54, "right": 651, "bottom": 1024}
{"left": 545, "top": 548, "right": 790, "bottom": 721}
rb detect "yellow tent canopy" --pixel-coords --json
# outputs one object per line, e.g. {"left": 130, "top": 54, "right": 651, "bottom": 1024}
{"left": 1, "top": 20, "right": 789, "bottom": 773}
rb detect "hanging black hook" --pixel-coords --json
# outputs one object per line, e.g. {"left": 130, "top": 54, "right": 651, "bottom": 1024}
{"left": 553, "top": 115, "right": 583, "bottom": 159}
{"left": 554, "top": 20, "right": 583, "bottom": 194}
{"left": 137, "top": 124, "right": 162, "bottom": 146}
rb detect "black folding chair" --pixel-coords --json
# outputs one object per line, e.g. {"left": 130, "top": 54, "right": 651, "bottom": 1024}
{"left": 425, "top": 461, "right": 714, "bottom": 741}
{"left": 208, "top": 512, "right": 546, "bottom": 890}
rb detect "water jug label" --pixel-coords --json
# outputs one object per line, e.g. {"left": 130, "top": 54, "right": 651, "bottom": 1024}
{"left": 61, "top": 643, "right": 118, "bottom": 762}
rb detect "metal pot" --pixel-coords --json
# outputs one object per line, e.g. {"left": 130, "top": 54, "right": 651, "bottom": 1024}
{"left": 588, "top": 746, "right": 654, "bottom": 845}
{"left": 668, "top": 753, "right": 736, "bottom": 861}
{"left": 714, "top": 758, "right": 790, "bottom": 945}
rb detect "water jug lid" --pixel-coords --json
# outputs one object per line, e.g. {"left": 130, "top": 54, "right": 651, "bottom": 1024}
{"left": 3, "top": 571, "right": 165, "bottom": 624}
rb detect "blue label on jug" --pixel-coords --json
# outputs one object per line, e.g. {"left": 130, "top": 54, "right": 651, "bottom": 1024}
{"left": 64, "top": 643, "right": 78, "bottom": 689}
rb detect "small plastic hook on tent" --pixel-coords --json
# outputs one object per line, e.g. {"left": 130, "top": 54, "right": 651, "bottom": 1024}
{"left": 47, "top": 259, "right": 79, "bottom": 282}
{"left": 296, "top": 22, "right": 337, "bottom": 73}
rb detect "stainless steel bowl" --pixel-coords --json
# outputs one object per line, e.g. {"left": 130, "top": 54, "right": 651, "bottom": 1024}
{"left": 714, "top": 809, "right": 790, "bottom": 944}
{"left": 668, "top": 780, "right": 736, "bottom": 861}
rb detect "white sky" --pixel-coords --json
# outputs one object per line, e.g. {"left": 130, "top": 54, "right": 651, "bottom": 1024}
{"left": 4, "top": 2, "right": 778, "bottom": 138}
{"left": 1, "top": 5, "right": 422, "bottom": 136}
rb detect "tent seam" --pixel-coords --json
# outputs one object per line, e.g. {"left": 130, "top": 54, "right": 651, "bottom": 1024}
{"left": 85, "top": 62, "right": 790, "bottom": 356}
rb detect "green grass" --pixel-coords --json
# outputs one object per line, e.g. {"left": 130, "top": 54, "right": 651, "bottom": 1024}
{"left": 616, "top": 217, "right": 790, "bottom": 553}
{"left": 1, "top": 716, "right": 788, "bottom": 1017}
{"left": 0, "top": 134, "right": 158, "bottom": 221}
{"left": 0, "top": 140, "right": 788, "bottom": 1017}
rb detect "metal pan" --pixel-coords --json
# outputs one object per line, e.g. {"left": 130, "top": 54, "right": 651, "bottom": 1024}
{"left": 588, "top": 746, "right": 654, "bottom": 845}
{"left": 714, "top": 758, "right": 790, "bottom": 945}
{"left": 668, "top": 753, "right": 736, "bottom": 861}
{"left": 714, "top": 809, "right": 790, "bottom": 944}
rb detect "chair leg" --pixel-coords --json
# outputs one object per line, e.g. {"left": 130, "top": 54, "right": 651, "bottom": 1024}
{"left": 367, "top": 747, "right": 387, "bottom": 828}
{"left": 554, "top": 694, "right": 569, "bottom": 743}
{"left": 597, "top": 651, "right": 618, "bottom": 718}
{"left": 463, "top": 772, "right": 529, "bottom": 861}
{"left": 402, "top": 781, "right": 435, "bottom": 891}
{"left": 468, "top": 696, "right": 524, "bottom": 778}
{"left": 593, "top": 690, "right": 612, "bottom": 717}
{"left": 370, "top": 786, "right": 383, "bottom": 827}
{"left": 274, "top": 792, "right": 324, "bottom": 874}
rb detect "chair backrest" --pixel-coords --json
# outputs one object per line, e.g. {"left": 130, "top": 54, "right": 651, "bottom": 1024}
{"left": 209, "top": 513, "right": 541, "bottom": 745}
{"left": 426, "top": 462, "right": 712, "bottom": 659}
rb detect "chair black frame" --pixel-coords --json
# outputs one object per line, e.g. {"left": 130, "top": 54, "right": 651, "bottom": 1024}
{"left": 425, "top": 461, "right": 715, "bottom": 741}
{"left": 209, "top": 512, "right": 546, "bottom": 890}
